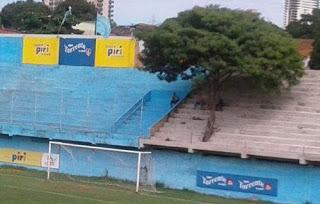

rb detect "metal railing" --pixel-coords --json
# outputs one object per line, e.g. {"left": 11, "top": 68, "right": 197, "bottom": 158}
{"left": 110, "top": 91, "right": 152, "bottom": 133}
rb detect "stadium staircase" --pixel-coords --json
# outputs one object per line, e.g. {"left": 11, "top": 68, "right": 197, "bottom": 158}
{"left": 141, "top": 70, "right": 320, "bottom": 164}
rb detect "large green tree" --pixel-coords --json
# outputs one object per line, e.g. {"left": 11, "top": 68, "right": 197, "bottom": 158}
{"left": 139, "top": 6, "right": 303, "bottom": 140}
{"left": 1, "top": 0, "right": 50, "bottom": 33}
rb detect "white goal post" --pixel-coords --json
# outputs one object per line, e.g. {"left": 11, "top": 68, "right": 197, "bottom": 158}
{"left": 46, "top": 141, "right": 152, "bottom": 192}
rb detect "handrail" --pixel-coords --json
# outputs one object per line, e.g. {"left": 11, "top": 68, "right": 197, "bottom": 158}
{"left": 142, "top": 90, "right": 190, "bottom": 138}
{"left": 110, "top": 91, "right": 152, "bottom": 132}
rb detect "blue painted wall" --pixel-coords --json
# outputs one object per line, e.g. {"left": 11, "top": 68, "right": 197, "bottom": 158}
{"left": 0, "top": 136, "right": 319, "bottom": 204}
{"left": 0, "top": 37, "right": 22, "bottom": 65}
{"left": 0, "top": 36, "right": 191, "bottom": 147}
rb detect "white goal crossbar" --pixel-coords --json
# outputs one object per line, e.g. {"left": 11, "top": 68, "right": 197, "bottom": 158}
{"left": 47, "top": 141, "right": 152, "bottom": 192}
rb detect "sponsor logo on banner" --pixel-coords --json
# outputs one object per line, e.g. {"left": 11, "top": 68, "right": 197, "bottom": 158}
{"left": 197, "top": 171, "right": 277, "bottom": 196}
{"left": 35, "top": 44, "right": 50, "bottom": 56}
{"left": 59, "top": 38, "right": 95, "bottom": 66}
{"left": 64, "top": 42, "right": 92, "bottom": 56}
{"left": 95, "top": 38, "right": 136, "bottom": 68}
{"left": 22, "top": 37, "right": 59, "bottom": 65}
{"left": 107, "top": 46, "right": 123, "bottom": 57}
{"left": 0, "top": 148, "right": 59, "bottom": 169}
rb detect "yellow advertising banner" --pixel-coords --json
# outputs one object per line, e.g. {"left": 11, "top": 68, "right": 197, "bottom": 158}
{"left": 22, "top": 36, "right": 60, "bottom": 65}
{"left": 95, "top": 38, "right": 136, "bottom": 68}
{"left": 0, "top": 148, "right": 43, "bottom": 167}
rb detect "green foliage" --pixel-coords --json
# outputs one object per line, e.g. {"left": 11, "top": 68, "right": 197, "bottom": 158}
{"left": 54, "top": 0, "right": 96, "bottom": 24}
{"left": 286, "top": 9, "right": 320, "bottom": 39}
{"left": 288, "top": 9, "right": 320, "bottom": 70}
{"left": 1, "top": 0, "right": 51, "bottom": 33}
{"left": 309, "top": 37, "right": 320, "bottom": 69}
{"left": 139, "top": 6, "right": 303, "bottom": 94}
{"left": 0, "top": 0, "right": 96, "bottom": 34}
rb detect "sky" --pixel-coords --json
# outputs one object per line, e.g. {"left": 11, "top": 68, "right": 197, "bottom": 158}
{"left": 0, "top": 0, "right": 284, "bottom": 27}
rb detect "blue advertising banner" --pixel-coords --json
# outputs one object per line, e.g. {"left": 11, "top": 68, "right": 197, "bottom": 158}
{"left": 196, "top": 171, "right": 278, "bottom": 196}
{"left": 59, "top": 38, "right": 95, "bottom": 66}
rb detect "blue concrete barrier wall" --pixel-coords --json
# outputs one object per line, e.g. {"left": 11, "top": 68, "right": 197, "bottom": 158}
{"left": 0, "top": 37, "right": 22, "bottom": 64}
{"left": 0, "top": 136, "right": 319, "bottom": 204}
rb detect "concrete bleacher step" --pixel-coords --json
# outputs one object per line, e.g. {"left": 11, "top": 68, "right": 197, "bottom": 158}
{"left": 159, "top": 126, "right": 203, "bottom": 134}
{"left": 215, "top": 125, "right": 320, "bottom": 137}
{"left": 212, "top": 132, "right": 320, "bottom": 147}
{"left": 227, "top": 102, "right": 320, "bottom": 113}
{"left": 163, "top": 123, "right": 207, "bottom": 132}
{"left": 216, "top": 110, "right": 320, "bottom": 123}
{"left": 177, "top": 108, "right": 211, "bottom": 115}
{"left": 168, "top": 117, "right": 208, "bottom": 125}
{"left": 152, "top": 132, "right": 202, "bottom": 142}
{"left": 172, "top": 112, "right": 209, "bottom": 120}
{"left": 216, "top": 117, "right": 320, "bottom": 131}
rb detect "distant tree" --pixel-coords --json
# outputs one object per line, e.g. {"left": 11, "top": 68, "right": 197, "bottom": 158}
{"left": 286, "top": 9, "right": 320, "bottom": 39}
{"left": 139, "top": 6, "right": 303, "bottom": 140}
{"left": 309, "top": 37, "right": 320, "bottom": 69}
{"left": 1, "top": 0, "right": 50, "bottom": 33}
{"left": 287, "top": 9, "right": 320, "bottom": 69}
{"left": 1, "top": 0, "right": 97, "bottom": 34}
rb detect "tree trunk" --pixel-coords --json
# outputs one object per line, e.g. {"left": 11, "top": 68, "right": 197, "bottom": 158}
{"left": 202, "top": 90, "right": 218, "bottom": 142}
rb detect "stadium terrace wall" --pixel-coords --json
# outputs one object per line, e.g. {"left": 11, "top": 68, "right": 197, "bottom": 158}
{"left": 0, "top": 136, "right": 319, "bottom": 204}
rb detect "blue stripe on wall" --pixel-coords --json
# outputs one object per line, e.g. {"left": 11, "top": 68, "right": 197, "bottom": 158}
{"left": 0, "top": 136, "right": 319, "bottom": 204}
{"left": 0, "top": 37, "right": 22, "bottom": 65}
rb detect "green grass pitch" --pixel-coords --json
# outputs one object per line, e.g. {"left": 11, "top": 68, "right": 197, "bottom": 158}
{"left": 0, "top": 167, "right": 269, "bottom": 204}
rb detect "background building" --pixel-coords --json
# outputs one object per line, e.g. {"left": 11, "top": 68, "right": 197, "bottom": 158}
{"left": 284, "top": 0, "right": 320, "bottom": 27}
{"left": 42, "top": 0, "right": 114, "bottom": 20}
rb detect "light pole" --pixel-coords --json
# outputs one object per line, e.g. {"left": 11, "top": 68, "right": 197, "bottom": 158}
{"left": 58, "top": 6, "right": 72, "bottom": 34}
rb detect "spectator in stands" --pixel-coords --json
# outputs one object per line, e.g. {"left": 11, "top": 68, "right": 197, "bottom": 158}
{"left": 215, "top": 99, "right": 225, "bottom": 111}
{"left": 170, "top": 92, "right": 180, "bottom": 107}
{"left": 194, "top": 94, "right": 206, "bottom": 110}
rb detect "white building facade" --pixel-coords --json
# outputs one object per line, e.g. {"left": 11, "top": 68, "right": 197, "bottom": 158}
{"left": 284, "top": 0, "right": 320, "bottom": 27}
{"left": 42, "top": 0, "right": 114, "bottom": 19}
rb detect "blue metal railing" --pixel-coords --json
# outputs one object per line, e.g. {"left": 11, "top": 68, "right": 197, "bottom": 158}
{"left": 110, "top": 91, "right": 152, "bottom": 133}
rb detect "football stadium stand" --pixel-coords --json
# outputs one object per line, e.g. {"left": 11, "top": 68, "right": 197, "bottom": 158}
{"left": 1, "top": 35, "right": 320, "bottom": 204}
{"left": 141, "top": 69, "right": 320, "bottom": 164}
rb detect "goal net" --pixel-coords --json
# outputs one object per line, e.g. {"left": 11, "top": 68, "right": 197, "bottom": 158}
{"left": 46, "top": 141, "right": 156, "bottom": 192}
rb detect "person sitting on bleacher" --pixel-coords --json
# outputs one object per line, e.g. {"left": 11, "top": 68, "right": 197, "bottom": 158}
{"left": 194, "top": 94, "right": 206, "bottom": 110}
{"left": 170, "top": 92, "right": 180, "bottom": 107}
